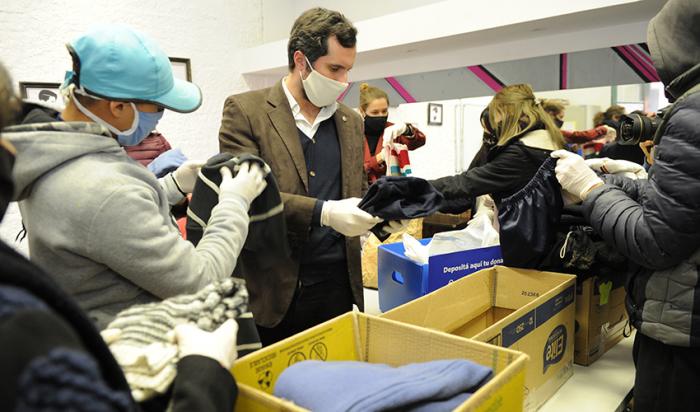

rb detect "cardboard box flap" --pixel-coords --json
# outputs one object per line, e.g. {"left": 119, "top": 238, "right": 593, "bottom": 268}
{"left": 381, "top": 269, "right": 494, "bottom": 332}
{"left": 362, "top": 315, "right": 525, "bottom": 374}
{"left": 238, "top": 384, "right": 306, "bottom": 412}
{"left": 492, "top": 266, "right": 575, "bottom": 310}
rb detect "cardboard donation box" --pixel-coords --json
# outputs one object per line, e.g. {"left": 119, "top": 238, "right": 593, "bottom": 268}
{"left": 378, "top": 238, "right": 502, "bottom": 312}
{"left": 574, "top": 276, "right": 628, "bottom": 365}
{"left": 382, "top": 266, "right": 576, "bottom": 411}
{"left": 233, "top": 312, "right": 529, "bottom": 412}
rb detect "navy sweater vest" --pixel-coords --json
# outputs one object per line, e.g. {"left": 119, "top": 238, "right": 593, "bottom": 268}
{"left": 297, "top": 119, "right": 346, "bottom": 266}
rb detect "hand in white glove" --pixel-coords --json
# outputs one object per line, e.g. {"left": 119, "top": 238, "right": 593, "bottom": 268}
{"left": 603, "top": 126, "right": 617, "bottom": 142}
{"left": 219, "top": 161, "right": 267, "bottom": 205}
{"left": 551, "top": 150, "right": 604, "bottom": 201}
{"left": 381, "top": 219, "right": 410, "bottom": 234}
{"left": 585, "top": 158, "right": 647, "bottom": 180}
{"left": 383, "top": 122, "right": 408, "bottom": 142}
{"left": 172, "top": 160, "right": 206, "bottom": 194}
{"left": 321, "top": 197, "right": 383, "bottom": 237}
{"left": 474, "top": 195, "right": 496, "bottom": 215}
{"left": 174, "top": 319, "right": 238, "bottom": 369}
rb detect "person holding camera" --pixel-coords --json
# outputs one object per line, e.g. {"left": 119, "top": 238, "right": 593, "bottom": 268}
{"left": 552, "top": 0, "right": 700, "bottom": 410}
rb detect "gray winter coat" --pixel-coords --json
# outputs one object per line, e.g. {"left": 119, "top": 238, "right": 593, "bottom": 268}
{"left": 4, "top": 118, "right": 250, "bottom": 329}
{"left": 582, "top": 0, "right": 700, "bottom": 347}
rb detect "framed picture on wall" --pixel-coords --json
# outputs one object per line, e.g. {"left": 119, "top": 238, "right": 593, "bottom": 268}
{"left": 19, "top": 82, "right": 62, "bottom": 104}
{"left": 427, "top": 102, "right": 443, "bottom": 125}
{"left": 169, "top": 57, "right": 192, "bottom": 82}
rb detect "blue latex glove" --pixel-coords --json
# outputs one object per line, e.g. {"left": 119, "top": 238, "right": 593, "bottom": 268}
{"left": 148, "top": 148, "right": 188, "bottom": 178}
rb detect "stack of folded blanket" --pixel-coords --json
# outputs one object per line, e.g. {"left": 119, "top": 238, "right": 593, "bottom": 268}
{"left": 273, "top": 359, "right": 492, "bottom": 412}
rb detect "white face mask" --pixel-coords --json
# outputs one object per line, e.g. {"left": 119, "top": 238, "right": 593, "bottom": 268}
{"left": 301, "top": 56, "right": 348, "bottom": 108}
{"left": 69, "top": 86, "right": 139, "bottom": 137}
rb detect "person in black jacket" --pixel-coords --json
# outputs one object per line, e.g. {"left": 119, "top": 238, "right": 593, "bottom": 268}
{"left": 0, "top": 62, "right": 238, "bottom": 412}
{"left": 431, "top": 83, "right": 565, "bottom": 214}
{"left": 552, "top": 1, "right": 700, "bottom": 410}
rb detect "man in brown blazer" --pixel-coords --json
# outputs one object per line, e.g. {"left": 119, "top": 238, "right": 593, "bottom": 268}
{"left": 218, "top": 8, "right": 390, "bottom": 345}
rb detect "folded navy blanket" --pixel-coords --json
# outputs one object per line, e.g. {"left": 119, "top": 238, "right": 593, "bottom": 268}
{"left": 273, "top": 359, "right": 492, "bottom": 412}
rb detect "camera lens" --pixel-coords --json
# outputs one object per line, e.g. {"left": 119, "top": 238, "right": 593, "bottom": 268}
{"left": 618, "top": 113, "right": 661, "bottom": 145}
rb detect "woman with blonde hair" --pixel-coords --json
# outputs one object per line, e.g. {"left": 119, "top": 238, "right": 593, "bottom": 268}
{"left": 358, "top": 83, "right": 426, "bottom": 184}
{"left": 431, "top": 83, "right": 565, "bottom": 213}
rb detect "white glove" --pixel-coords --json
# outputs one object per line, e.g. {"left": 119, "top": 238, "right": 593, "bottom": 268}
{"left": 474, "top": 195, "right": 496, "bottom": 216}
{"left": 381, "top": 219, "right": 410, "bottom": 234}
{"left": 172, "top": 160, "right": 206, "bottom": 194}
{"left": 321, "top": 197, "right": 383, "bottom": 237}
{"left": 603, "top": 126, "right": 617, "bottom": 142}
{"left": 551, "top": 150, "right": 604, "bottom": 201}
{"left": 174, "top": 319, "right": 238, "bottom": 369}
{"left": 219, "top": 161, "right": 267, "bottom": 205}
{"left": 585, "top": 157, "right": 647, "bottom": 180}
{"left": 383, "top": 122, "right": 408, "bottom": 142}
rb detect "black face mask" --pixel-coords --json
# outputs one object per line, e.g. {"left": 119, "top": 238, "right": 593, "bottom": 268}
{"left": 554, "top": 118, "right": 564, "bottom": 128}
{"left": 0, "top": 140, "right": 16, "bottom": 221}
{"left": 364, "top": 115, "right": 388, "bottom": 137}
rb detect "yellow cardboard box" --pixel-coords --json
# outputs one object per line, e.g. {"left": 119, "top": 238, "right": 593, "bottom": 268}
{"left": 233, "top": 312, "right": 528, "bottom": 412}
{"left": 574, "top": 276, "right": 628, "bottom": 365}
{"left": 382, "top": 266, "right": 576, "bottom": 411}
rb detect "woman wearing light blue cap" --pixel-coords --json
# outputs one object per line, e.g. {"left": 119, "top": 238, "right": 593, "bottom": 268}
{"left": 3, "top": 25, "right": 266, "bottom": 333}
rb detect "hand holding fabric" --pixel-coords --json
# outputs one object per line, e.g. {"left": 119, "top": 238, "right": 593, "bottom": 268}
{"left": 148, "top": 148, "right": 188, "bottom": 177}
{"left": 383, "top": 122, "right": 408, "bottom": 141}
{"left": 551, "top": 150, "right": 604, "bottom": 200}
{"left": 174, "top": 319, "right": 239, "bottom": 369}
{"left": 585, "top": 157, "right": 647, "bottom": 180}
{"left": 603, "top": 125, "right": 617, "bottom": 142}
{"left": 219, "top": 161, "right": 267, "bottom": 205}
{"left": 172, "top": 159, "right": 206, "bottom": 194}
{"left": 321, "top": 197, "right": 383, "bottom": 237}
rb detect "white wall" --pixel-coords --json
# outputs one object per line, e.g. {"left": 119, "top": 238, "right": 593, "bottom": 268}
{"left": 0, "top": 0, "right": 264, "bottom": 252}
{"left": 393, "top": 100, "right": 460, "bottom": 180}
{"left": 262, "top": 0, "right": 445, "bottom": 42}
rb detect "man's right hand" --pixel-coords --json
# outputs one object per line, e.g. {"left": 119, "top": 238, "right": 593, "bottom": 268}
{"left": 321, "top": 197, "right": 382, "bottom": 237}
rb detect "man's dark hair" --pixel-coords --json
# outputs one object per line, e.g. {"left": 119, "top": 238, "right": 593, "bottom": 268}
{"left": 287, "top": 8, "right": 357, "bottom": 71}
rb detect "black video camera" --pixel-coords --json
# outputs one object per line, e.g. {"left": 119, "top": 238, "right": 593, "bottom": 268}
{"left": 617, "top": 106, "right": 672, "bottom": 145}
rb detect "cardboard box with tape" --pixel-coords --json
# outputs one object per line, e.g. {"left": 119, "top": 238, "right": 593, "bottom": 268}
{"left": 382, "top": 266, "right": 576, "bottom": 411}
{"left": 574, "top": 276, "right": 629, "bottom": 365}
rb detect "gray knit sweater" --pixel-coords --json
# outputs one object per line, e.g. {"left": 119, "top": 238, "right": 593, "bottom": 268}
{"left": 5, "top": 120, "right": 250, "bottom": 329}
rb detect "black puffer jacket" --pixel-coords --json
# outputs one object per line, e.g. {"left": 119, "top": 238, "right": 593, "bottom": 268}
{"left": 582, "top": 0, "right": 700, "bottom": 347}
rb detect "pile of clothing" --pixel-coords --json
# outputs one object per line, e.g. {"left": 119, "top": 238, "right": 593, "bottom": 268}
{"left": 101, "top": 278, "right": 259, "bottom": 401}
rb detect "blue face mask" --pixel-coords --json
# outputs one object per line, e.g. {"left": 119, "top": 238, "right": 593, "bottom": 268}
{"left": 69, "top": 85, "right": 164, "bottom": 146}
{"left": 117, "top": 110, "right": 164, "bottom": 146}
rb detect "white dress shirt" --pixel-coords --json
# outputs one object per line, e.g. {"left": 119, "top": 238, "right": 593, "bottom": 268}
{"left": 281, "top": 77, "right": 337, "bottom": 140}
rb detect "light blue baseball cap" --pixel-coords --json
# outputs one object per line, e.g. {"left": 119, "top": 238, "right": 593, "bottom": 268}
{"left": 66, "top": 24, "right": 201, "bottom": 113}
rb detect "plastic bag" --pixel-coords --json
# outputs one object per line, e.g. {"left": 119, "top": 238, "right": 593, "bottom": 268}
{"left": 401, "top": 209, "right": 500, "bottom": 265}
